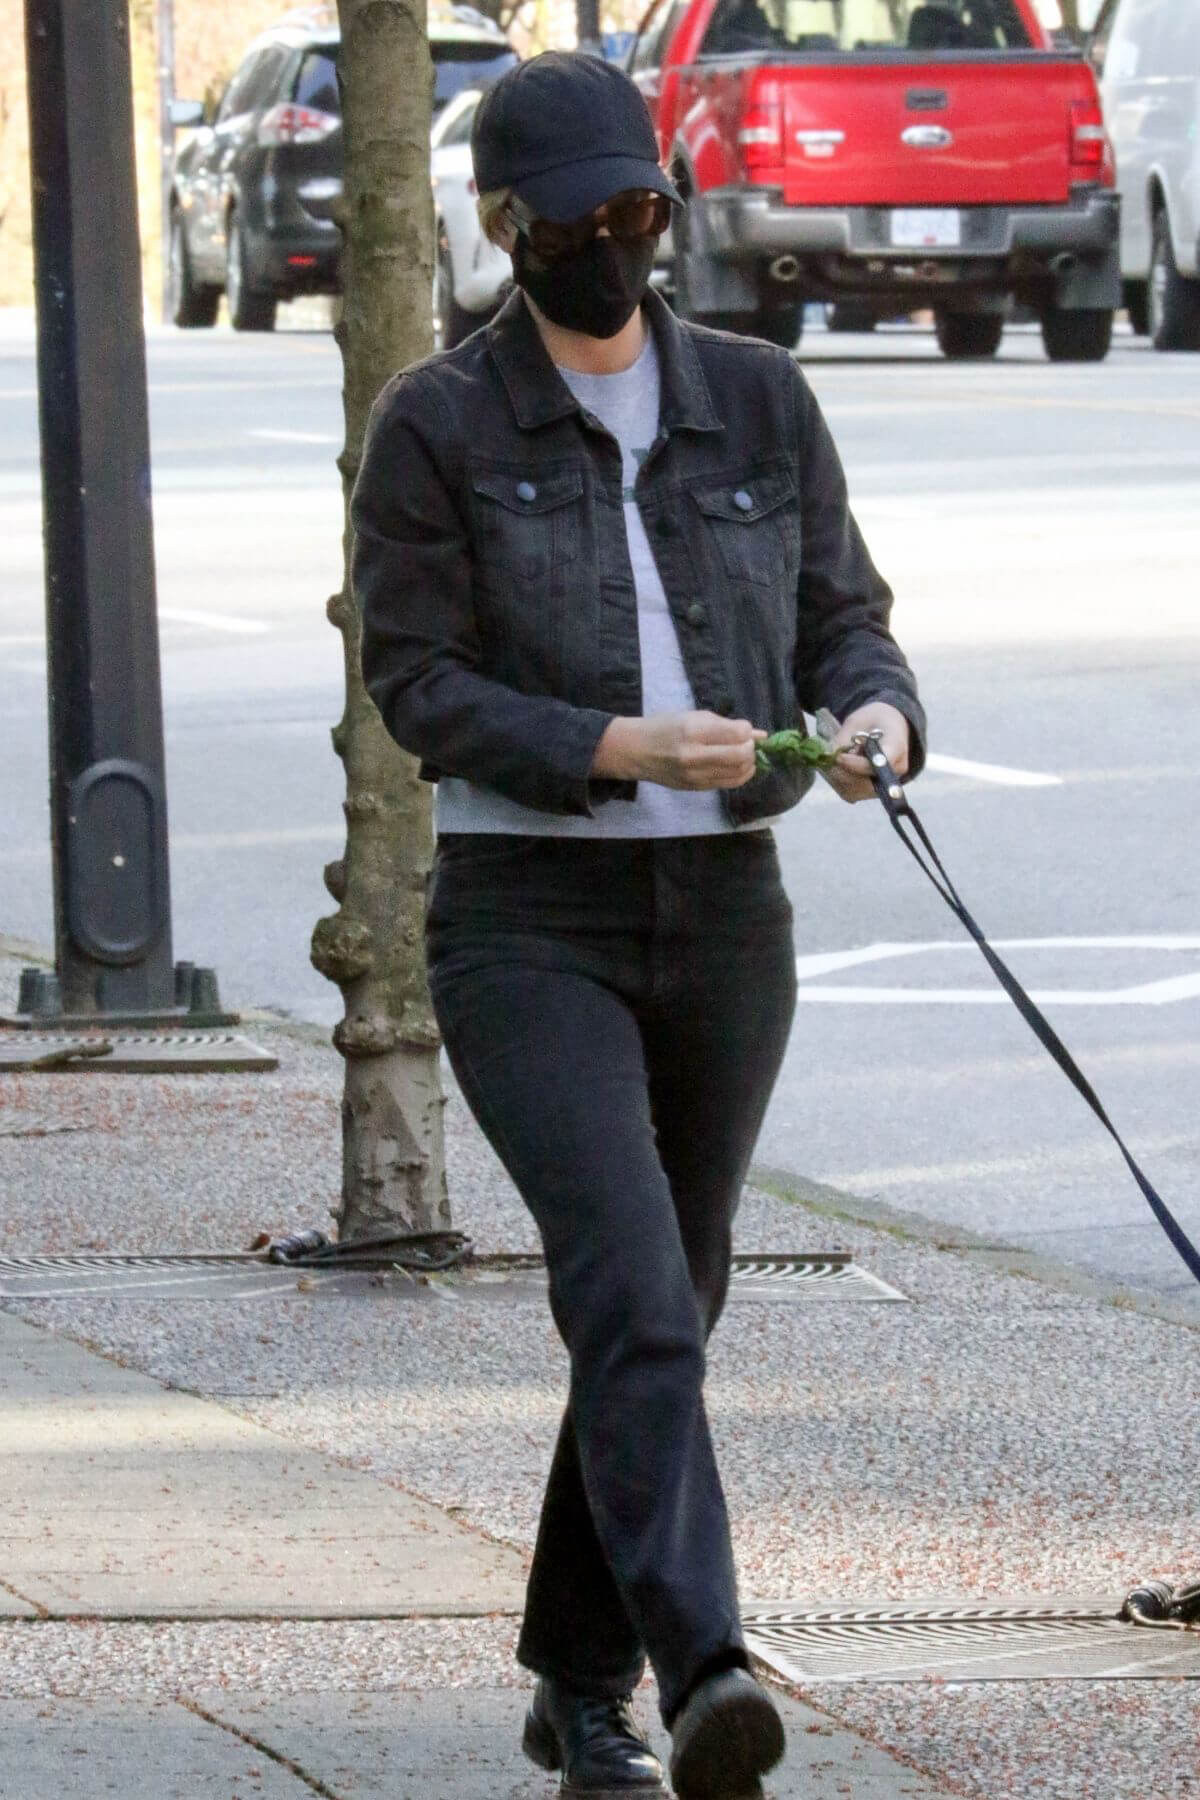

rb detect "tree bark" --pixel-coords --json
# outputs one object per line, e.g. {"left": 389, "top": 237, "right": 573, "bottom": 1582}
{"left": 313, "top": 0, "right": 449, "bottom": 1242}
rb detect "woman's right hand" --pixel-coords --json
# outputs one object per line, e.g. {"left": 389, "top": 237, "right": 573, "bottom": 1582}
{"left": 591, "top": 712, "right": 766, "bottom": 790}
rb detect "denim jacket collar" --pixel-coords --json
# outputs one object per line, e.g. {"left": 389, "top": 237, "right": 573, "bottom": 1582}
{"left": 486, "top": 286, "right": 725, "bottom": 438}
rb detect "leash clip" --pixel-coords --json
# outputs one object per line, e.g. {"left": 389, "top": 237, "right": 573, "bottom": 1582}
{"left": 850, "top": 729, "right": 910, "bottom": 819}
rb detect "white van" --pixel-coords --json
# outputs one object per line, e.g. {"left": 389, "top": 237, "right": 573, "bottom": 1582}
{"left": 1089, "top": 0, "right": 1200, "bottom": 348}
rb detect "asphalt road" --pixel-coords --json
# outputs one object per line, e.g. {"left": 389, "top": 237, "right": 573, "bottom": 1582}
{"left": 2, "top": 308, "right": 1198, "bottom": 1306}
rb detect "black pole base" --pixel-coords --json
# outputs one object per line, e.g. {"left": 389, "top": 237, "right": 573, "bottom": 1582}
{"left": 1, "top": 961, "right": 240, "bottom": 1030}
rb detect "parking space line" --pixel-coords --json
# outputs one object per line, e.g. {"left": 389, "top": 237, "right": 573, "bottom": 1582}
{"left": 793, "top": 937, "right": 1200, "bottom": 1006}
{"left": 158, "top": 608, "right": 270, "bottom": 636}
{"left": 925, "top": 752, "right": 1061, "bottom": 786}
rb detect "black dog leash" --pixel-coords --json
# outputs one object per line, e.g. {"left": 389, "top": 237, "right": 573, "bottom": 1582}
{"left": 852, "top": 732, "right": 1200, "bottom": 1290}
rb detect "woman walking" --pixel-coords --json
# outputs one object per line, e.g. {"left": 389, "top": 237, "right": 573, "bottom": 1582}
{"left": 353, "top": 51, "right": 924, "bottom": 1800}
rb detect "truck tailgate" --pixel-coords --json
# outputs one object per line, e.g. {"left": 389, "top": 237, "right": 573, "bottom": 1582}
{"left": 780, "top": 57, "right": 1089, "bottom": 208}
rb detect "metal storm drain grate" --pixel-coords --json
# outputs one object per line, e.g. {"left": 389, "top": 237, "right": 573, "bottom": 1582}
{"left": 468, "top": 1253, "right": 906, "bottom": 1304}
{"left": 728, "top": 1255, "right": 905, "bottom": 1301}
{"left": 0, "top": 1254, "right": 331, "bottom": 1302}
{"left": 0, "top": 1252, "right": 906, "bottom": 1304}
{"left": 0, "top": 1032, "right": 278, "bottom": 1073}
{"left": 743, "top": 1604, "right": 1200, "bottom": 1682}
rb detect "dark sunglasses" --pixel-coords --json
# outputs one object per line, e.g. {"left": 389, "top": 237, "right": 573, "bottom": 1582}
{"left": 506, "top": 190, "right": 673, "bottom": 264}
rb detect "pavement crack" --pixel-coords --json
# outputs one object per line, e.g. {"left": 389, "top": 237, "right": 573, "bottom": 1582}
{"left": 177, "top": 1695, "right": 346, "bottom": 1797}
{"left": 0, "top": 1578, "right": 49, "bottom": 1618}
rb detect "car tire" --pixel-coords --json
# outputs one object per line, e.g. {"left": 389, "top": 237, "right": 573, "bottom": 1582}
{"left": 1123, "top": 279, "right": 1150, "bottom": 337}
{"left": 168, "top": 211, "right": 218, "bottom": 329}
{"left": 826, "top": 301, "right": 877, "bottom": 333}
{"left": 225, "top": 213, "right": 276, "bottom": 333}
{"left": 1039, "top": 306, "right": 1113, "bottom": 362}
{"left": 935, "top": 312, "right": 1003, "bottom": 359}
{"left": 435, "top": 228, "right": 482, "bottom": 351}
{"left": 1148, "top": 211, "right": 1200, "bottom": 352}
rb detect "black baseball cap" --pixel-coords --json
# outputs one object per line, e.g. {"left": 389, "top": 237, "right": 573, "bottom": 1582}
{"left": 471, "top": 51, "right": 682, "bottom": 224}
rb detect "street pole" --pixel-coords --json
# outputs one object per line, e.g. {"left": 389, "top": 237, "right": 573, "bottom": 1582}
{"left": 158, "top": 0, "right": 176, "bottom": 323}
{"left": 16, "top": 0, "right": 228, "bottom": 1029}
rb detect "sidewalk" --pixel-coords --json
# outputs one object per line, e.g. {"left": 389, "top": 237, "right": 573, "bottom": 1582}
{"left": 1, "top": 941, "right": 1197, "bottom": 1798}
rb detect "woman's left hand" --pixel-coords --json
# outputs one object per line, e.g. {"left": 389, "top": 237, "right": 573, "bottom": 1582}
{"left": 825, "top": 702, "right": 911, "bottom": 804}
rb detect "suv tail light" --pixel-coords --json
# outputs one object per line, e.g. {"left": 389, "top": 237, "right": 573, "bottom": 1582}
{"left": 738, "top": 78, "right": 782, "bottom": 178}
{"left": 1069, "top": 98, "right": 1114, "bottom": 185}
{"left": 258, "top": 104, "right": 340, "bottom": 147}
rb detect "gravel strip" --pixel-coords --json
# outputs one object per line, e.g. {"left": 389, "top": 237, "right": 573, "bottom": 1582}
{"left": 0, "top": 1617, "right": 523, "bottom": 1698}
{"left": 814, "top": 1681, "right": 1200, "bottom": 1800}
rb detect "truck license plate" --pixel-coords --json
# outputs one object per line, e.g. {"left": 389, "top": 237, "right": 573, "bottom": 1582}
{"left": 889, "top": 208, "right": 961, "bottom": 248}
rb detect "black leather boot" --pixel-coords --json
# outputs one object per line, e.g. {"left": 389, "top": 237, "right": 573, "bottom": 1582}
{"left": 522, "top": 1676, "right": 666, "bottom": 1795}
{"left": 668, "top": 1668, "right": 785, "bottom": 1800}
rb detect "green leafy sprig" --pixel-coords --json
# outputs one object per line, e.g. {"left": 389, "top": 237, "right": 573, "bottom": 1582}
{"left": 755, "top": 729, "right": 842, "bottom": 775}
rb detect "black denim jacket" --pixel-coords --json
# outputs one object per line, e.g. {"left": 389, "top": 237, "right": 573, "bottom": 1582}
{"left": 352, "top": 288, "right": 925, "bottom": 825}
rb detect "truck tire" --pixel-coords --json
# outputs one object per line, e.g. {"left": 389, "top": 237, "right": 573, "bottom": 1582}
{"left": 168, "top": 211, "right": 218, "bottom": 329}
{"left": 935, "top": 312, "right": 1003, "bottom": 360}
{"left": 1148, "top": 212, "right": 1200, "bottom": 352}
{"left": 1040, "top": 306, "right": 1112, "bottom": 362}
{"left": 752, "top": 302, "right": 804, "bottom": 348}
{"left": 1123, "top": 279, "right": 1150, "bottom": 338}
{"left": 827, "top": 302, "right": 877, "bottom": 333}
{"left": 225, "top": 213, "right": 276, "bottom": 333}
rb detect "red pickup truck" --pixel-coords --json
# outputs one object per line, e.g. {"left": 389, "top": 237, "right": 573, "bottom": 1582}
{"left": 628, "top": 0, "right": 1120, "bottom": 360}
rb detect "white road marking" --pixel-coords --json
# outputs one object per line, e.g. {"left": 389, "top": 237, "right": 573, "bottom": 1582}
{"left": 248, "top": 428, "right": 340, "bottom": 445}
{"left": 158, "top": 607, "right": 270, "bottom": 636}
{"left": 924, "top": 752, "right": 1061, "bottom": 787}
{"left": 793, "top": 936, "right": 1200, "bottom": 1006}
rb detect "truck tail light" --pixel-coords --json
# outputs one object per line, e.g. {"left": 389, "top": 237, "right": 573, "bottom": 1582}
{"left": 1069, "top": 99, "right": 1114, "bottom": 184}
{"left": 738, "top": 79, "right": 782, "bottom": 175}
{"left": 258, "top": 104, "right": 340, "bottom": 147}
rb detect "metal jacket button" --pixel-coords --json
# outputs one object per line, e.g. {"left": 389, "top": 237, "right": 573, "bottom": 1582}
{"left": 686, "top": 602, "right": 705, "bottom": 625}
{"left": 516, "top": 481, "right": 537, "bottom": 503}
{"left": 734, "top": 489, "right": 754, "bottom": 511}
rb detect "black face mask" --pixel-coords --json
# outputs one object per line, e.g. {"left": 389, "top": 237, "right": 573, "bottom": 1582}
{"left": 513, "top": 233, "right": 656, "bottom": 340}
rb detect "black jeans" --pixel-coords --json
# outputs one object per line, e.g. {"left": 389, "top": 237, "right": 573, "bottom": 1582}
{"left": 425, "top": 831, "right": 797, "bottom": 1725}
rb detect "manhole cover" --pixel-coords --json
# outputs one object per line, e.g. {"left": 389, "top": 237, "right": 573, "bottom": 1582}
{"left": 743, "top": 1604, "right": 1200, "bottom": 1681}
{"left": 0, "top": 1033, "right": 277, "bottom": 1073}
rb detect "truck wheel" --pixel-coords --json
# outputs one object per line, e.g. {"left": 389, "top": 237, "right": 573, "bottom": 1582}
{"left": 1148, "top": 212, "right": 1200, "bottom": 352}
{"left": 935, "top": 312, "right": 1003, "bottom": 359}
{"left": 1040, "top": 306, "right": 1113, "bottom": 362}
{"left": 1123, "top": 280, "right": 1150, "bottom": 337}
{"left": 752, "top": 302, "right": 804, "bottom": 349}
{"left": 168, "top": 212, "right": 218, "bottom": 329}
{"left": 225, "top": 213, "right": 276, "bottom": 333}
{"left": 827, "top": 302, "right": 877, "bottom": 333}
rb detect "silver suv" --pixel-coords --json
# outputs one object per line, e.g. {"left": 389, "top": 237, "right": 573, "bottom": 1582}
{"left": 1090, "top": 0, "right": 1200, "bottom": 349}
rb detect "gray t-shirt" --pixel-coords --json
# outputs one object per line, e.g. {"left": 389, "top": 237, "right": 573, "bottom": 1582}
{"left": 434, "top": 331, "right": 732, "bottom": 837}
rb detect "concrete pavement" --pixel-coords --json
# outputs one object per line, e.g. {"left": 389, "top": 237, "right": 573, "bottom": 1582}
{"left": 2, "top": 944, "right": 1198, "bottom": 1797}
{"left": 0, "top": 1293, "right": 952, "bottom": 1797}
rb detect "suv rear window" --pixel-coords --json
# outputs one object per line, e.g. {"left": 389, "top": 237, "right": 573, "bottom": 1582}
{"left": 701, "top": 0, "right": 1033, "bottom": 55}
{"left": 433, "top": 42, "right": 518, "bottom": 110}
{"left": 287, "top": 41, "right": 517, "bottom": 117}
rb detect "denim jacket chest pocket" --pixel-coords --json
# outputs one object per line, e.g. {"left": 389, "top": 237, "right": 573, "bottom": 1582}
{"left": 471, "top": 466, "right": 584, "bottom": 585}
{"left": 691, "top": 469, "right": 800, "bottom": 590}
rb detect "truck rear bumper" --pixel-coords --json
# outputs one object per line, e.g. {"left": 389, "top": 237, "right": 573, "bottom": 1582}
{"left": 701, "top": 188, "right": 1120, "bottom": 263}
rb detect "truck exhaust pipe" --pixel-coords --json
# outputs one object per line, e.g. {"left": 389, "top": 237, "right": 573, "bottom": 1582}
{"left": 769, "top": 255, "right": 801, "bottom": 283}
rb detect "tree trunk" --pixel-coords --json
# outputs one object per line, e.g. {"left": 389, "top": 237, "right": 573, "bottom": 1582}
{"left": 312, "top": 0, "right": 448, "bottom": 1242}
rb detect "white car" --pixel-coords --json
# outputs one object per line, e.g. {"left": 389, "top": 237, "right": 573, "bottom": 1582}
{"left": 432, "top": 88, "right": 512, "bottom": 348}
{"left": 1089, "top": 0, "right": 1200, "bottom": 349}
